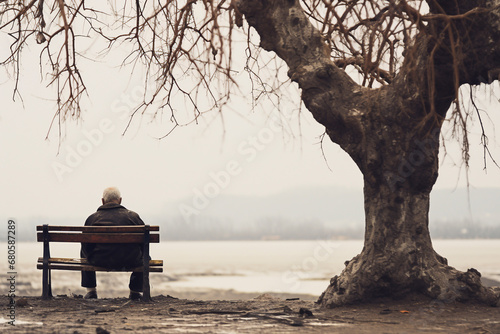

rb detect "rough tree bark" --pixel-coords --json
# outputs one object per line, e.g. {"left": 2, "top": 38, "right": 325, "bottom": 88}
{"left": 236, "top": 0, "right": 500, "bottom": 306}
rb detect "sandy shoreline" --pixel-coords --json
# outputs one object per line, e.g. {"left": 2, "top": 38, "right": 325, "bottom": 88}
{"left": 2, "top": 293, "right": 500, "bottom": 333}
{"left": 4, "top": 268, "right": 499, "bottom": 300}
{"left": 2, "top": 262, "right": 500, "bottom": 333}
{"left": 2, "top": 275, "right": 500, "bottom": 334}
{"left": 1, "top": 268, "right": 320, "bottom": 301}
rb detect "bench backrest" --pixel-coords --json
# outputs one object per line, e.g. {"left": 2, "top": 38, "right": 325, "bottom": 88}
{"left": 36, "top": 225, "right": 160, "bottom": 243}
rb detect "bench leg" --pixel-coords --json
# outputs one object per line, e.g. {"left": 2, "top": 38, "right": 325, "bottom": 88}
{"left": 42, "top": 224, "right": 53, "bottom": 299}
{"left": 42, "top": 266, "right": 53, "bottom": 299}
{"left": 142, "top": 226, "right": 152, "bottom": 302}
{"left": 142, "top": 273, "right": 151, "bottom": 302}
{"left": 42, "top": 267, "right": 50, "bottom": 299}
{"left": 49, "top": 269, "right": 53, "bottom": 298}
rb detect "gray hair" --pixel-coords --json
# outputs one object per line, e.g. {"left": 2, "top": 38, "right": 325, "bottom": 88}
{"left": 102, "top": 187, "right": 121, "bottom": 203}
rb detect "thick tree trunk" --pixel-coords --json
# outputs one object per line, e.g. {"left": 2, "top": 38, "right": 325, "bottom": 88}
{"left": 318, "top": 113, "right": 499, "bottom": 306}
{"left": 318, "top": 182, "right": 499, "bottom": 307}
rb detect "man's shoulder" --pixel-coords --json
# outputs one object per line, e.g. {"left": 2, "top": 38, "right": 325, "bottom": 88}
{"left": 84, "top": 211, "right": 102, "bottom": 225}
{"left": 125, "top": 209, "right": 145, "bottom": 225}
{"left": 85, "top": 204, "right": 144, "bottom": 226}
{"left": 126, "top": 209, "right": 139, "bottom": 216}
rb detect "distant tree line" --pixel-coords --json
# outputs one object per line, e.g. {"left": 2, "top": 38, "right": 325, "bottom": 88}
{"left": 4, "top": 217, "right": 500, "bottom": 242}
{"left": 430, "top": 220, "right": 500, "bottom": 239}
{"left": 158, "top": 217, "right": 500, "bottom": 241}
{"left": 161, "top": 216, "right": 362, "bottom": 241}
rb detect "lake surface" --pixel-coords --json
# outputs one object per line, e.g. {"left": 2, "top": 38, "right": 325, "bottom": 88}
{"left": 2, "top": 240, "right": 500, "bottom": 298}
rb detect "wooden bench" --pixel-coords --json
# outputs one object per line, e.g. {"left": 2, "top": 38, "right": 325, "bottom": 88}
{"left": 36, "top": 224, "right": 162, "bottom": 301}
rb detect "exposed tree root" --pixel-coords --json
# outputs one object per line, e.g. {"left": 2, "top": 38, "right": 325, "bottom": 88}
{"left": 317, "top": 252, "right": 500, "bottom": 308}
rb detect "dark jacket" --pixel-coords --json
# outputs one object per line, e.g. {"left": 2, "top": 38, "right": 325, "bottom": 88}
{"left": 81, "top": 203, "right": 145, "bottom": 269}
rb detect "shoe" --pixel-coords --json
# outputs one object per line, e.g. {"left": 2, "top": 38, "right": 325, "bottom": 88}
{"left": 129, "top": 292, "right": 142, "bottom": 300}
{"left": 84, "top": 291, "right": 98, "bottom": 299}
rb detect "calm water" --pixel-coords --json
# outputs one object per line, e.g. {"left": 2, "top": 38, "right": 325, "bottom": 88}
{"left": 2, "top": 240, "right": 500, "bottom": 297}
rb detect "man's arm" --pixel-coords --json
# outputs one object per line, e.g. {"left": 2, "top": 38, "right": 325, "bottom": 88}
{"left": 81, "top": 215, "right": 96, "bottom": 258}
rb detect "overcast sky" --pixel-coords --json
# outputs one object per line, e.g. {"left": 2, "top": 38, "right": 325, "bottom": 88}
{"left": 1, "top": 39, "right": 500, "bottom": 224}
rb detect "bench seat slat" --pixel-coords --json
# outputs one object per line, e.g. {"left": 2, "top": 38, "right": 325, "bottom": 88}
{"left": 37, "top": 257, "right": 163, "bottom": 266}
{"left": 36, "top": 263, "right": 163, "bottom": 272}
{"left": 37, "top": 232, "right": 159, "bottom": 243}
{"left": 36, "top": 225, "right": 160, "bottom": 232}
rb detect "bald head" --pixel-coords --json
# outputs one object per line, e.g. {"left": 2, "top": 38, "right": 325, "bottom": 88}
{"left": 102, "top": 187, "right": 122, "bottom": 205}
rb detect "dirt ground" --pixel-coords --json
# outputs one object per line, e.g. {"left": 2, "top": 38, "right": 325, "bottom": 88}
{"left": 2, "top": 292, "right": 500, "bottom": 334}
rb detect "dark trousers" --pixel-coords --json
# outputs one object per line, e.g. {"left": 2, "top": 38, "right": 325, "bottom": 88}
{"left": 81, "top": 270, "right": 144, "bottom": 292}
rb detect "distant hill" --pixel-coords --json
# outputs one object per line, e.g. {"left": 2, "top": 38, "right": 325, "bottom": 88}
{"left": 429, "top": 187, "right": 500, "bottom": 225}
{"left": 148, "top": 186, "right": 500, "bottom": 240}
{"left": 8, "top": 187, "right": 500, "bottom": 241}
{"left": 167, "top": 186, "right": 500, "bottom": 227}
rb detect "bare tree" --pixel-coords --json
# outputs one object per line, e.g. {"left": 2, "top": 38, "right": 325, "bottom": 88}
{"left": 1, "top": 0, "right": 500, "bottom": 306}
